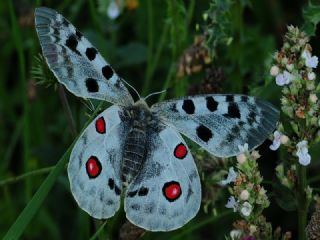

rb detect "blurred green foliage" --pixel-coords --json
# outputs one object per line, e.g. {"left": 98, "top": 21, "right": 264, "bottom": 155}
{"left": 1, "top": 0, "right": 320, "bottom": 239}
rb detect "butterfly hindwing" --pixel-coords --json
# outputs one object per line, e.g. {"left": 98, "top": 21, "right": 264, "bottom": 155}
{"left": 34, "top": 7, "right": 133, "bottom": 106}
{"left": 124, "top": 125, "right": 201, "bottom": 231}
{"left": 68, "top": 105, "right": 128, "bottom": 219}
{"left": 152, "top": 94, "right": 279, "bottom": 157}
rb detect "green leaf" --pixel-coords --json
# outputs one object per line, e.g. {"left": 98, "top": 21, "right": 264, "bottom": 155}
{"left": 302, "top": 2, "right": 320, "bottom": 36}
{"left": 273, "top": 184, "right": 297, "bottom": 212}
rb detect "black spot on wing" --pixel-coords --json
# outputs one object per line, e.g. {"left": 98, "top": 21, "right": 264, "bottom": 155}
{"left": 76, "top": 30, "right": 83, "bottom": 39}
{"left": 186, "top": 185, "right": 193, "bottom": 203}
{"left": 224, "top": 103, "right": 241, "bottom": 119}
{"left": 138, "top": 187, "right": 149, "bottom": 196}
{"left": 247, "top": 111, "right": 257, "bottom": 125}
{"left": 241, "top": 95, "right": 248, "bottom": 102}
{"left": 102, "top": 65, "right": 114, "bottom": 80}
{"left": 206, "top": 96, "right": 218, "bottom": 112}
{"left": 182, "top": 99, "right": 195, "bottom": 114}
{"left": 65, "top": 34, "right": 81, "bottom": 56}
{"left": 85, "top": 47, "right": 98, "bottom": 61}
{"left": 127, "top": 190, "right": 138, "bottom": 197}
{"left": 170, "top": 103, "right": 178, "bottom": 112}
{"left": 226, "top": 95, "right": 234, "bottom": 102}
{"left": 108, "top": 178, "right": 114, "bottom": 190}
{"left": 196, "top": 125, "right": 213, "bottom": 142}
{"left": 85, "top": 78, "right": 99, "bottom": 92}
{"left": 114, "top": 185, "right": 121, "bottom": 195}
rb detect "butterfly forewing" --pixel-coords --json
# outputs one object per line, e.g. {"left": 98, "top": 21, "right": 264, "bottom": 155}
{"left": 68, "top": 105, "right": 128, "bottom": 219}
{"left": 152, "top": 94, "right": 279, "bottom": 157}
{"left": 34, "top": 7, "right": 133, "bottom": 106}
{"left": 124, "top": 125, "right": 201, "bottom": 231}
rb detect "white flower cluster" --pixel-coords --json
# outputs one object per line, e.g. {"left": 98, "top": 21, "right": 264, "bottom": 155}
{"left": 296, "top": 140, "right": 311, "bottom": 166}
{"left": 270, "top": 49, "right": 318, "bottom": 86}
{"left": 225, "top": 196, "right": 253, "bottom": 217}
{"left": 269, "top": 130, "right": 289, "bottom": 150}
{"left": 270, "top": 131, "right": 311, "bottom": 166}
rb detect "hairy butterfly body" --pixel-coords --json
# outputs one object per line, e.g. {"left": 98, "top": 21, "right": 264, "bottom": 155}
{"left": 35, "top": 7, "right": 279, "bottom": 231}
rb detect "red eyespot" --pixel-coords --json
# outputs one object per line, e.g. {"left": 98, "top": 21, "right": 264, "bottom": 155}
{"left": 86, "top": 156, "right": 102, "bottom": 178}
{"left": 95, "top": 117, "right": 106, "bottom": 134}
{"left": 162, "top": 181, "right": 182, "bottom": 202}
{"left": 174, "top": 143, "right": 188, "bottom": 159}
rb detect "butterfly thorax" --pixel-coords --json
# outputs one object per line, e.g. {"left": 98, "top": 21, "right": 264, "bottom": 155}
{"left": 121, "top": 101, "right": 153, "bottom": 186}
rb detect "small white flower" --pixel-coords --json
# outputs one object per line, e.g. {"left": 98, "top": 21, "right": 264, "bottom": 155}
{"left": 239, "top": 190, "right": 250, "bottom": 201}
{"left": 296, "top": 140, "right": 311, "bottom": 166}
{"left": 250, "top": 150, "right": 261, "bottom": 160}
{"left": 309, "top": 94, "right": 318, "bottom": 103}
{"left": 221, "top": 167, "right": 237, "bottom": 186}
{"left": 230, "top": 229, "right": 243, "bottom": 239}
{"left": 238, "top": 143, "right": 249, "bottom": 153}
{"left": 225, "top": 196, "right": 239, "bottom": 212}
{"left": 308, "top": 72, "right": 316, "bottom": 80}
{"left": 286, "top": 63, "right": 294, "bottom": 71}
{"left": 280, "top": 135, "right": 289, "bottom": 145}
{"left": 270, "top": 65, "right": 279, "bottom": 76}
{"left": 237, "top": 153, "right": 247, "bottom": 164}
{"left": 249, "top": 225, "right": 257, "bottom": 234}
{"left": 302, "top": 50, "right": 318, "bottom": 68}
{"left": 107, "top": 0, "right": 121, "bottom": 19}
{"left": 270, "top": 131, "right": 281, "bottom": 150}
{"left": 240, "top": 202, "right": 253, "bottom": 217}
{"left": 275, "top": 70, "right": 294, "bottom": 86}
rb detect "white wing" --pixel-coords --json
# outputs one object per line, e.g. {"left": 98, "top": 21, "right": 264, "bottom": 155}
{"left": 151, "top": 94, "right": 279, "bottom": 157}
{"left": 68, "top": 105, "right": 128, "bottom": 219}
{"left": 34, "top": 7, "right": 133, "bottom": 106}
{"left": 124, "top": 125, "right": 201, "bottom": 231}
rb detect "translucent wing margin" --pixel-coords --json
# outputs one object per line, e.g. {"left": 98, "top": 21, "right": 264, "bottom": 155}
{"left": 151, "top": 94, "right": 279, "bottom": 157}
{"left": 68, "top": 105, "right": 128, "bottom": 219}
{"left": 124, "top": 125, "right": 201, "bottom": 231}
{"left": 34, "top": 7, "right": 133, "bottom": 106}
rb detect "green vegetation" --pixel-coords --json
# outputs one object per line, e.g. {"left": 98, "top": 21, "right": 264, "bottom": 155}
{"left": 1, "top": 0, "right": 320, "bottom": 239}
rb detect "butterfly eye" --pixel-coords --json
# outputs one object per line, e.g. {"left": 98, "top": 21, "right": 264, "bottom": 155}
{"left": 86, "top": 156, "right": 102, "bottom": 178}
{"left": 174, "top": 143, "right": 188, "bottom": 159}
{"left": 95, "top": 117, "right": 106, "bottom": 134}
{"left": 162, "top": 181, "right": 182, "bottom": 202}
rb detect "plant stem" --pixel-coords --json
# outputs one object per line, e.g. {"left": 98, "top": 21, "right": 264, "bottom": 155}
{"left": 296, "top": 164, "right": 308, "bottom": 240}
{"left": 58, "top": 85, "right": 77, "bottom": 138}
{"left": 89, "top": 220, "right": 108, "bottom": 240}
{"left": 0, "top": 167, "right": 55, "bottom": 187}
{"left": 142, "top": 5, "right": 169, "bottom": 96}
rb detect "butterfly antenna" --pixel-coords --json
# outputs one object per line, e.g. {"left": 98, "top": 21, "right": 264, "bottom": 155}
{"left": 121, "top": 78, "right": 141, "bottom": 99}
{"left": 144, "top": 89, "right": 167, "bottom": 101}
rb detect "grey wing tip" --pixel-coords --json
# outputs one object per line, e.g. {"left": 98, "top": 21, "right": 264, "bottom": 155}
{"left": 35, "top": 7, "right": 57, "bottom": 15}
{"left": 34, "top": 7, "right": 57, "bottom": 25}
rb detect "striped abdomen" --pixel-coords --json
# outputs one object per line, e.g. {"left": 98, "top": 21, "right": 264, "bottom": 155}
{"left": 121, "top": 125, "right": 147, "bottom": 184}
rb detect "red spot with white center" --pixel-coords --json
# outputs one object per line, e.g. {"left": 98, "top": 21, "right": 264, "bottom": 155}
{"left": 174, "top": 143, "right": 188, "bottom": 159}
{"left": 162, "top": 181, "right": 182, "bottom": 202}
{"left": 86, "top": 156, "right": 102, "bottom": 178}
{"left": 95, "top": 117, "right": 106, "bottom": 134}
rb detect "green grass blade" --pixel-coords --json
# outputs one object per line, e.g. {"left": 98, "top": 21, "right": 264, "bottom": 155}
{"left": 89, "top": 220, "right": 108, "bottom": 240}
{"left": 3, "top": 104, "right": 102, "bottom": 240}
{"left": 3, "top": 148, "right": 71, "bottom": 240}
